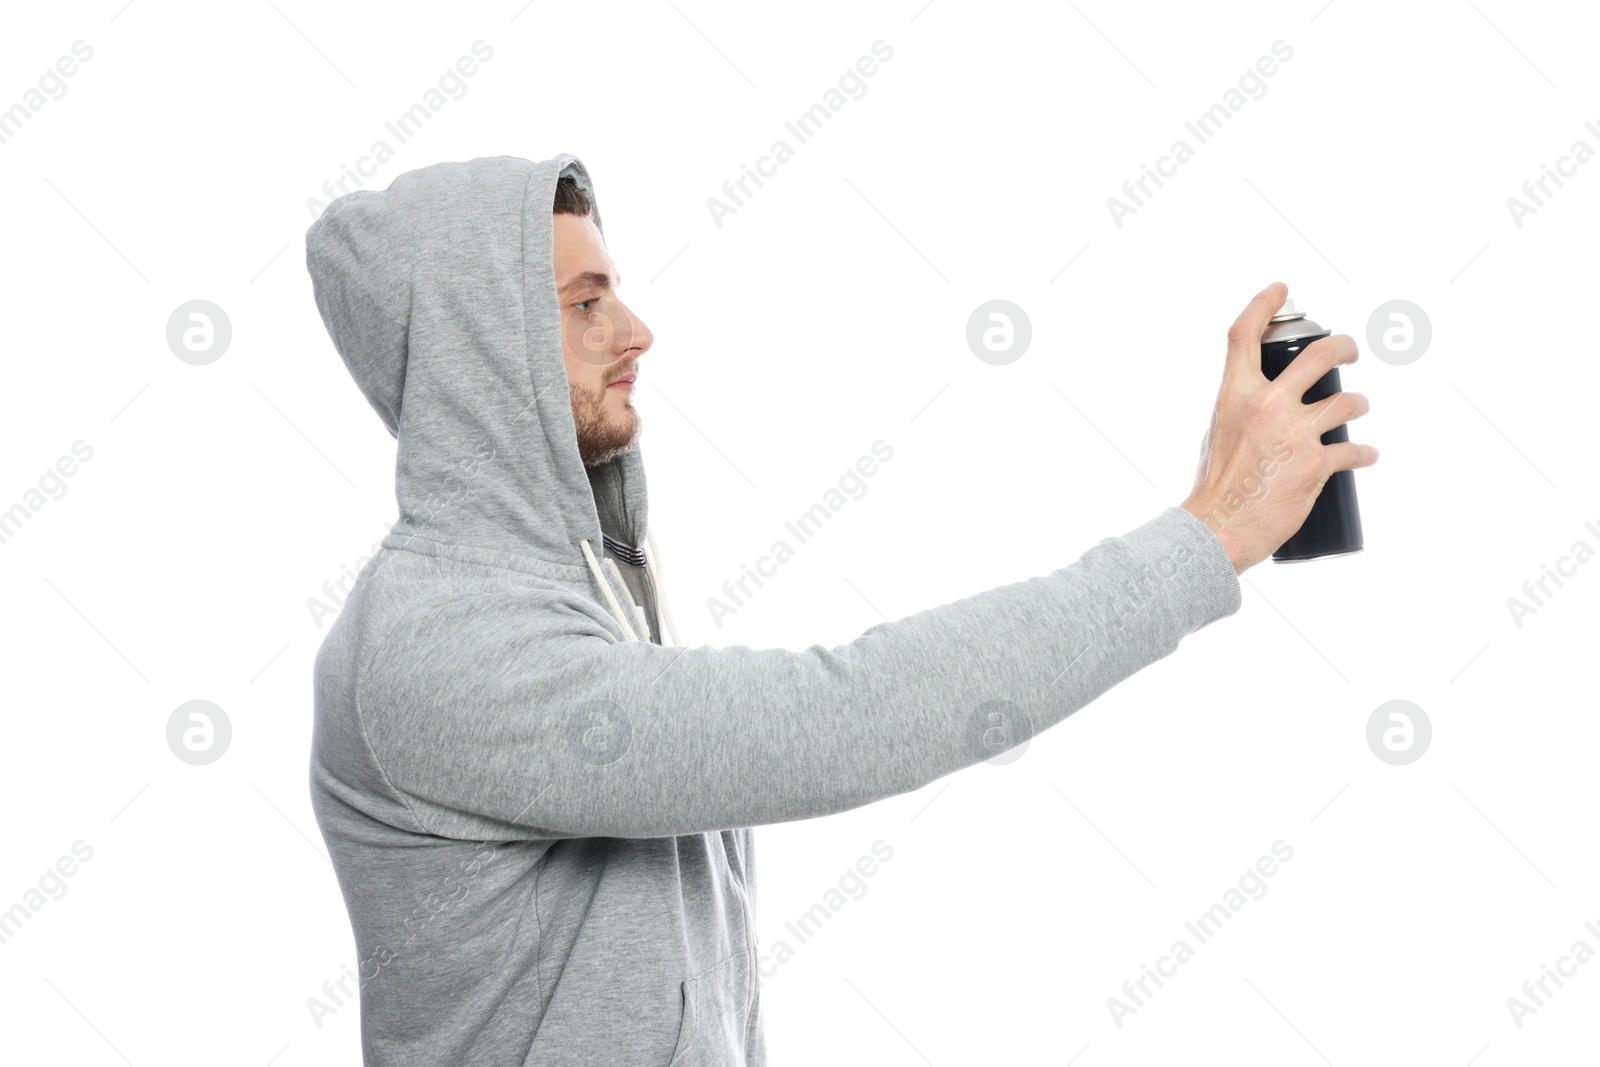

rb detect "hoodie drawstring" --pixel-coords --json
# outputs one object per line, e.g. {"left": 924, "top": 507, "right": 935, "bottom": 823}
{"left": 602, "top": 555, "right": 652, "bottom": 639}
{"left": 580, "top": 538, "right": 641, "bottom": 643}
{"left": 642, "top": 529, "right": 682, "bottom": 647}
{"left": 579, "top": 529, "right": 684, "bottom": 647}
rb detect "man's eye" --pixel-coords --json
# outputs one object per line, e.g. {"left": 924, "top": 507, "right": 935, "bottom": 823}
{"left": 575, "top": 298, "right": 597, "bottom": 313}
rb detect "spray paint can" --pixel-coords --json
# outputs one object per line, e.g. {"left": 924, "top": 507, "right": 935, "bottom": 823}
{"left": 1259, "top": 300, "right": 1364, "bottom": 562}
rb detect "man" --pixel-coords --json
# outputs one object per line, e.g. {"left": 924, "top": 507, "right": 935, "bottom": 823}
{"left": 305, "top": 153, "right": 1375, "bottom": 1065}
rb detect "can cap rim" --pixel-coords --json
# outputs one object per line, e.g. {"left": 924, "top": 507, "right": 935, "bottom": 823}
{"left": 1269, "top": 297, "right": 1305, "bottom": 323}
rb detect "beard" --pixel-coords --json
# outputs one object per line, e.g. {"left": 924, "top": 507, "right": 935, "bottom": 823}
{"left": 570, "top": 374, "right": 641, "bottom": 468}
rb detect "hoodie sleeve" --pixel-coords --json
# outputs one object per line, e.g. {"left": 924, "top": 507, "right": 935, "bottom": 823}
{"left": 355, "top": 506, "right": 1241, "bottom": 840}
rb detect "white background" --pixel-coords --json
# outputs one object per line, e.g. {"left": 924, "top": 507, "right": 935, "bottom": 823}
{"left": 1, "top": 1, "right": 1596, "bottom": 1064}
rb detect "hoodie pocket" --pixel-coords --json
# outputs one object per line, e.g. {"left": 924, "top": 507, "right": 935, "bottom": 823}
{"left": 666, "top": 952, "right": 749, "bottom": 1066}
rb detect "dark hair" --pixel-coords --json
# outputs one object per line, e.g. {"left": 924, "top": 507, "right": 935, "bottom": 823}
{"left": 553, "top": 174, "right": 593, "bottom": 217}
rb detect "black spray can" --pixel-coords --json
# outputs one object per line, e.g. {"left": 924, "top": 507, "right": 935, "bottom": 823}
{"left": 1259, "top": 301, "right": 1364, "bottom": 562}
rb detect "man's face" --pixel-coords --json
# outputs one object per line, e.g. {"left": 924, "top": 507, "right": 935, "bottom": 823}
{"left": 552, "top": 211, "right": 653, "bottom": 467}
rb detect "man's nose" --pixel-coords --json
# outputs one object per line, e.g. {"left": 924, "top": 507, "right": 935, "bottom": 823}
{"left": 617, "top": 301, "right": 653, "bottom": 359}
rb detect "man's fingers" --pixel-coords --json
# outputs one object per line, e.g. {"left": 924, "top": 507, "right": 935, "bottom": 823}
{"left": 1322, "top": 440, "right": 1379, "bottom": 473}
{"left": 1276, "top": 332, "right": 1357, "bottom": 398}
{"left": 1309, "top": 390, "right": 1369, "bottom": 435}
{"left": 1225, "top": 281, "right": 1289, "bottom": 375}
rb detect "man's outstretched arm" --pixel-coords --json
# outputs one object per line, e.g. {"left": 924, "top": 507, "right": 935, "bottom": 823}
{"left": 350, "top": 282, "right": 1377, "bottom": 841}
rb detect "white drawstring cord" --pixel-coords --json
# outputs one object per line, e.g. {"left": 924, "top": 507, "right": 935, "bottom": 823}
{"left": 643, "top": 528, "right": 682, "bottom": 646}
{"left": 602, "top": 555, "right": 652, "bottom": 639}
{"left": 581, "top": 530, "right": 682, "bottom": 647}
{"left": 579, "top": 537, "right": 641, "bottom": 643}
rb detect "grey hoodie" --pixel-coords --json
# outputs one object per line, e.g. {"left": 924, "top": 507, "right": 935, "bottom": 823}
{"left": 305, "top": 153, "right": 1243, "bottom": 1066}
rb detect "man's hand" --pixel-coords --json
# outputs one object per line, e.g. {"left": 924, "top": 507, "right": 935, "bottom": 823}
{"left": 1180, "top": 281, "right": 1379, "bottom": 574}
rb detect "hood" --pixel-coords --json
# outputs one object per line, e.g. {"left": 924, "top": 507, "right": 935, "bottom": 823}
{"left": 305, "top": 154, "right": 647, "bottom": 576}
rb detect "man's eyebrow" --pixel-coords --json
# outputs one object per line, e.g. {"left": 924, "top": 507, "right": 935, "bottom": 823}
{"left": 558, "top": 270, "right": 620, "bottom": 294}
